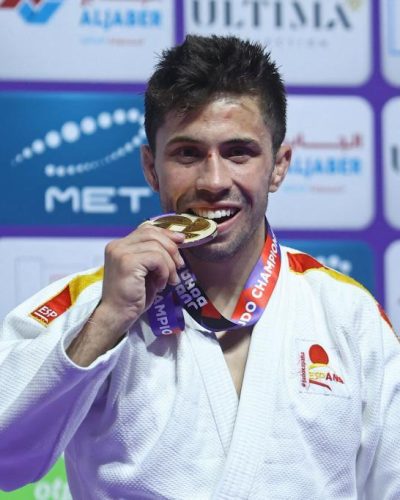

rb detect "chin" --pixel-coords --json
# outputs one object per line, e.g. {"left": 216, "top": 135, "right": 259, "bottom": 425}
{"left": 186, "top": 237, "right": 246, "bottom": 262}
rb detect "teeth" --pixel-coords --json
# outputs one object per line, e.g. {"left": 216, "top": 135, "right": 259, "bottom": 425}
{"left": 192, "top": 208, "right": 236, "bottom": 220}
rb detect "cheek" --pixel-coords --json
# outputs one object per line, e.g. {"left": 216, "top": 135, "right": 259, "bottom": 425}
{"left": 240, "top": 173, "right": 270, "bottom": 198}
{"left": 157, "top": 173, "right": 192, "bottom": 208}
{"left": 247, "top": 176, "right": 272, "bottom": 209}
{"left": 160, "top": 167, "right": 197, "bottom": 193}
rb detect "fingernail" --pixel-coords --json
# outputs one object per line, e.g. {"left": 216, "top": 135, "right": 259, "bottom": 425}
{"left": 171, "top": 275, "right": 181, "bottom": 286}
{"left": 173, "top": 231, "right": 186, "bottom": 239}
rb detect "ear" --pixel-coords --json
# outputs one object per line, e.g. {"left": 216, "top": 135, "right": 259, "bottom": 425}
{"left": 141, "top": 145, "right": 159, "bottom": 192}
{"left": 269, "top": 144, "right": 292, "bottom": 193}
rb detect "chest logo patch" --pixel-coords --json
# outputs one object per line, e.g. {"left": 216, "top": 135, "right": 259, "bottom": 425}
{"left": 298, "top": 340, "right": 348, "bottom": 398}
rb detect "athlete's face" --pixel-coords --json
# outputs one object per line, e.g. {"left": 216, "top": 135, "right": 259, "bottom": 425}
{"left": 142, "top": 95, "right": 291, "bottom": 262}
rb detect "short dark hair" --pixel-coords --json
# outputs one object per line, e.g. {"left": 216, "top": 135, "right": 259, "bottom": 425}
{"left": 144, "top": 34, "right": 287, "bottom": 155}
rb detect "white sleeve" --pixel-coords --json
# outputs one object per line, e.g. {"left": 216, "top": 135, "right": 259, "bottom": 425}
{"left": 0, "top": 270, "right": 126, "bottom": 491}
{"left": 361, "top": 313, "right": 400, "bottom": 499}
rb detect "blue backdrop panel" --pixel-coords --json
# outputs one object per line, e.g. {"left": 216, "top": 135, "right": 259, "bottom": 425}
{"left": 0, "top": 92, "right": 160, "bottom": 228}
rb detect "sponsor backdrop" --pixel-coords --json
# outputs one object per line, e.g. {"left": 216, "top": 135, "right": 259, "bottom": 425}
{"left": 0, "top": 0, "right": 398, "bottom": 497}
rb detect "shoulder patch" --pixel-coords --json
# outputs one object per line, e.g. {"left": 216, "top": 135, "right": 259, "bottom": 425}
{"left": 287, "top": 252, "right": 396, "bottom": 335}
{"left": 30, "top": 267, "right": 104, "bottom": 327}
{"left": 287, "top": 252, "right": 324, "bottom": 274}
{"left": 377, "top": 302, "right": 395, "bottom": 333}
{"left": 287, "top": 252, "right": 366, "bottom": 291}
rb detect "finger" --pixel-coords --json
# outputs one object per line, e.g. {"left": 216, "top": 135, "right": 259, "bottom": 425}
{"left": 136, "top": 246, "right": 181, "bottom": 288}
{"left": 119, "top": 226, "right": 186, "bottom": 269}
{"left": 117, "top": 239, "right": 181, "bottom": 286}
{"left": 129, "top": 223, "right": 186, "bottom": 246}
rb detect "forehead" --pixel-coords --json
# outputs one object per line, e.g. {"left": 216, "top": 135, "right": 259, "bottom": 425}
{"left": 155, "top": 95, "right": 271, "bottom": 148}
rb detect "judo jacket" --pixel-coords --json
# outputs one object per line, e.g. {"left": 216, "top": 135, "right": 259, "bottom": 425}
{"left": 0, "top": 246, "right": 399, "bottom": 499}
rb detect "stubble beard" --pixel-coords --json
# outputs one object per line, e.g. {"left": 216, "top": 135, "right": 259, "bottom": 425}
{"left": 185, "top": 207, "right": 267, "bottom": 263}
{"left": 162, "top": 189, "right": 269, "bottom": 263}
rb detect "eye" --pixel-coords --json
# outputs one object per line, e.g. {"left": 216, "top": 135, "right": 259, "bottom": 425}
{"left": 221, "top": 140, "right": 261, "bottom": 163}
{"left": 173, "top": 146, "right": 201, "bottom": 164}
{"left": 227, "top": 146, "right": 252, "bottom": 163}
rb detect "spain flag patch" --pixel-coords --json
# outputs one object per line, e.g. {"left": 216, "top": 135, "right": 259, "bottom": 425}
{"left": 30, "top": 267, "right": 104, "bottom": 326}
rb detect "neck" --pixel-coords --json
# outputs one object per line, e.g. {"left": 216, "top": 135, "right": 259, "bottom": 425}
{"left": 183, "top": 226, "right": 265, "bottom": 318}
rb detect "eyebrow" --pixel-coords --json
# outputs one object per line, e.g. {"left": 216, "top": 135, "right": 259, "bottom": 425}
{"left": 165, "top": 136, "right": 260, "bottom": 147}
{"left": 223, "top": 138, "right": 260, "bottom": 147}
{"left": 165, "top": 136, "right": 201, "bottom": 148}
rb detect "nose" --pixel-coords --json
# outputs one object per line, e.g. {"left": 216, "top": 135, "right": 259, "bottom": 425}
{"left": 195, "top": 152, "right": 232, "bottom": 195}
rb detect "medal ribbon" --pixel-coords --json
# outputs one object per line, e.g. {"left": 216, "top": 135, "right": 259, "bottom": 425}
{"left": 147, "top": 224, "right": 281, "bottom": 336}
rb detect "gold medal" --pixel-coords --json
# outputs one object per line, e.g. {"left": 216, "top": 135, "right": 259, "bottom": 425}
{"left": 141, "top": 213, "right": 218, "bottom": 248}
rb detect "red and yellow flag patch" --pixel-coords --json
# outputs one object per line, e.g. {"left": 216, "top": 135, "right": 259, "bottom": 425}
{"left": 30, "top": 267, "right": 104, "bottom": 326}
{"left": 287, "top": 252, "right": 395, "bottom": 333}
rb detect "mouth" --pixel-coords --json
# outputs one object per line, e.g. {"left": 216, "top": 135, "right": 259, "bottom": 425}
{"left": 186, "top": 207, "right": 240, "bottom": 225}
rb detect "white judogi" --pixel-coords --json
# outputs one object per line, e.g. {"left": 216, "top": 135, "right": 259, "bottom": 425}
{"left": 0, "top": 246, "right": 399, "bottom": 499}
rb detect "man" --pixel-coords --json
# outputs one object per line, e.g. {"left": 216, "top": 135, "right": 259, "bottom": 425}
{"left": 0, "top": 35, "right": 399, "bottom": 499}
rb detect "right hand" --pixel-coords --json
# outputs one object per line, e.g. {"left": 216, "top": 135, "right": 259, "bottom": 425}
{"left": 94, "top": 223, "right": 186, "bottom": 338}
